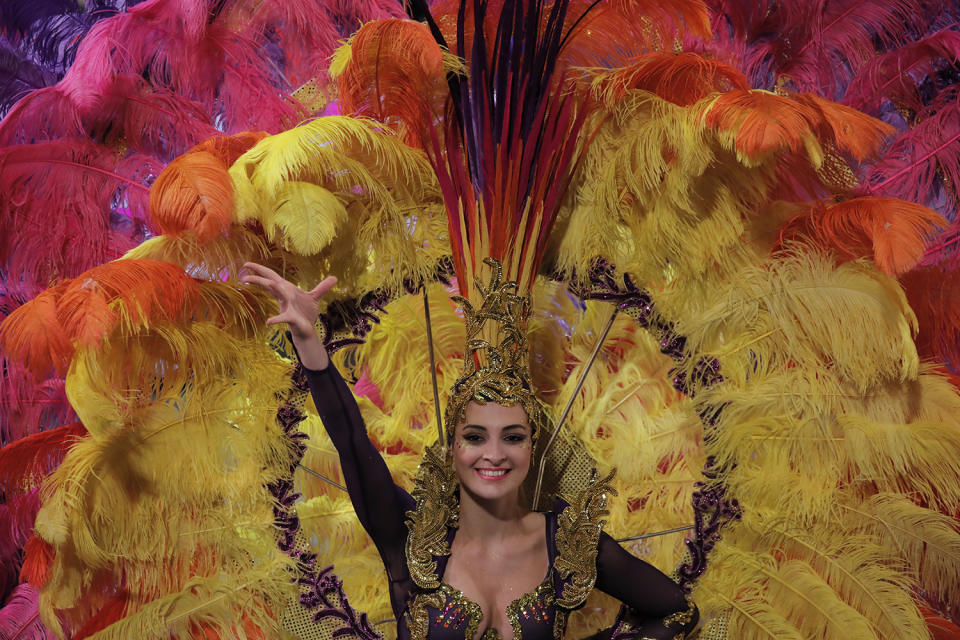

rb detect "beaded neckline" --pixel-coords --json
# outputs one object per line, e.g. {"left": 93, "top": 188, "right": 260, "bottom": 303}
{"left": 435, "top": 573, "right": 555, "bottom": 640}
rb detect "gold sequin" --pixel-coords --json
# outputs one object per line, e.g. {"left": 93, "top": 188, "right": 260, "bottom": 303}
{"left": 554, "top": 470, "right": 617, "bottom": 608}
{"left": 406, "top": 444, "right": 460, "bottom": 589}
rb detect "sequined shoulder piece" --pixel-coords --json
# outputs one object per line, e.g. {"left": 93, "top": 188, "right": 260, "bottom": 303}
{"left": 405, "top": 444, "right": 460, "bottom": 589}
{"left": 554, "top": 469, "right": 617, "bottom": 609}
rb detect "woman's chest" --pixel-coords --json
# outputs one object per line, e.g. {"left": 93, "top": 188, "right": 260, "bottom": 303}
{"left": 408, "top": 577, "right": 561, "bottom": 640}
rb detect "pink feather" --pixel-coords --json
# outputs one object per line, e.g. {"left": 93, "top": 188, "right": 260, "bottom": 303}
{"left": 0, "top": 139, "right": 158, "bottom": 298}
{"left": 845, "top": 29, "right": 960, "bottom": 113}
{"left": 0, "top": 584, "right": 53, "bottom": 640}
{"left": 866, "top": 94, "right": 960, "bottom": 208}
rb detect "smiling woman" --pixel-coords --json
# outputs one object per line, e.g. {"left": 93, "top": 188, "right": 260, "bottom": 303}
{"left": 241, "top": 259, "right": 699, "bottom": 640}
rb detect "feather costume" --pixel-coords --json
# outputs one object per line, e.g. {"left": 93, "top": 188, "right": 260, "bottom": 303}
{"left": 2, "top": 0, "right": 960, "bottom": 639}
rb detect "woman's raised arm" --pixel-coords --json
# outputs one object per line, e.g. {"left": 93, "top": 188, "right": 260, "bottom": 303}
{"left": 241, "top": 263, "right": 414, "bottom": 584}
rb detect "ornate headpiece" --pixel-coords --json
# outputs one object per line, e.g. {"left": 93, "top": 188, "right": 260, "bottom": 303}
{"left": 443, "top": 258, "right": 544, "bottom": 441}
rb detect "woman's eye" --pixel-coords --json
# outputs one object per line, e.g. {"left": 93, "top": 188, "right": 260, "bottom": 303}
{"left": 463, "top": 434, "right": 483, "bottom": 443}
{"left": 505, "top": 434, "right": 528, "bottom": 443}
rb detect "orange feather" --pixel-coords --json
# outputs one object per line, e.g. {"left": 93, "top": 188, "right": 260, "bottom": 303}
{"left": 0, "top": 422, "right": 87, "bottom": 496}
{"left": 794, "top": 93, "right": 896, "bottom": 161}
{"left": 336, "top": 19, "right": 446, "bottom": 149}
{"left": 591, "top": 51, "right": 749, "bottom": 106}
{"left": 779, "top": 196, "right": 944, "bottom": 275}
{"left": 0, "top": 288, "right": 73, "bottom": 380}
{"left": 705, "top": 90, "right": 820, "bottom": 161}
{"left": 150, "top": 132, "right": 266, "bottom": 242}
{"left": 0, "top": 260, "right": 201, "bottom": 378}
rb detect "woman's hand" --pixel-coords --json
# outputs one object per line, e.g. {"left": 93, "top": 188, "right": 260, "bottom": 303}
{"left": 241, "top": 262, "right": 337, "bottom": 370}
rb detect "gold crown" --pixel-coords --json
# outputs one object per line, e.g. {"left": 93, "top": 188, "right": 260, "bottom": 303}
{"left": 443, "top": 258, "right": 544, "bottom": 440}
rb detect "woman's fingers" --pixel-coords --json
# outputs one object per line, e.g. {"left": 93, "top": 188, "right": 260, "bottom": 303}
{"left": 239, "top": 273, "right": 274, "bottom": 290}
{"left": 241, "top": 262, "right": 282, "bottom": 280}
{"left": 309, "top": 276, "right": 338, "bottom": 300}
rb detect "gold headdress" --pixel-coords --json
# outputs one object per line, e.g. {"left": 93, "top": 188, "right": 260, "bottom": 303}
{"left": 443, "top": 258, "right": 544, "bottom": 441}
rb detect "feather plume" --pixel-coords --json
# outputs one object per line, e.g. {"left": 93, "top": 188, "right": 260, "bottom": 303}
{"left": 588, "top": 52, "right": 750, "bottom": 107}
{"left": 703, "top": 90, "right": 824, "bottom": 164}
{"left": 229, "top": 116, "right": 448, "bottom": 295}
{"left": 792, "top": 93, "right": 895, "bottom": 162}
{"left": 333, "top": 19, "right": 452, "bottom": 149}
{"left": 20, "top": 535, "right": 54, "bottom": 589}
{"left": 80, "top": 560, "right": 294, "bottom": 640}
{"left": 867, "top": 94, "right": 960, "bottom": 208}
{"left": 0, "top": 422, "right": 86, "bottom": 495}
{"left": 845, "top": 494, "right": 960, "bottom": 617}
{"left": 0, "top": 584, "right": 52, "bottom": 640}
{"left": 150, "top": 133, "right": 267, "bottom": 242}
{"left": 899, "top": 265, "right": 960, "bottom": 364}
{"left": 845, "top": 29, "right": 960, "bottom": 113}
{"left": 777, "top": 196, "right": 944, "bottom": 275}
{"left": 0, "top": 260, "right": 203, "bottom": 378}
{"left": 0, "top": 139, "right": 156, "bottom": 297}
{"left": 0, "top": 359, "right": 74, "bottom": 445}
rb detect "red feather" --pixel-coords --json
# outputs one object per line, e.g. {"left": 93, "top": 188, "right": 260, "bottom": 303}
{"left": 73, "top": 593, "right": 129, "bottom": 640}
{"left": 921, "top": 606, "right": 960, "bottom": 640}
{"left": 778, "top": 196, "right": 945, "bottom": 275}
{"left": 0, "top": 422, "right": 86, "bottom": 497}
{"left": 19, "top": 536, "right": 54, "bottom": 590}
{"left": 0, "top": 360, "right": 74, "bottom": 445}
{"left": 0, "top": 584, "right": 52, "bottom": 640}
{"left": 845, "top": 29, "right": 960, "bottom": 113}
{"left": 743, "top": 0, "right": 927, "bottom": 96}
{"left": 0, "top": 139, "right": 158, "bottom": 298}
{"left": 899, "top": 265, "right": 960, "bottom": 365}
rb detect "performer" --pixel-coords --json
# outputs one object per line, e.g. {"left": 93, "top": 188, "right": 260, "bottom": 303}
{"left": 241, "top": 260, "right": 698, "bottom": 640}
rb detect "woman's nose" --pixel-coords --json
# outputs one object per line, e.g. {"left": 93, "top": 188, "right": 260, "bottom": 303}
{"left": 481, "top": 441, "right": 507, "bottom": 464}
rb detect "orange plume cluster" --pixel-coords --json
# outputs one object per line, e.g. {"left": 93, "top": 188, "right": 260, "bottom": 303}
{"left": 335, "top": 19, "right": 448, "bottom": 149}
{"left": 591, "top": 52, "right": 750, "bottom": 106}
{"left": 779, "top": 196, "right": 945, "bottom": 275}
{"left": 0, "top": 260, "right": 201, "bottom": 379}
{"left": 150, "top": 132, "right": 266, "bottom": 242}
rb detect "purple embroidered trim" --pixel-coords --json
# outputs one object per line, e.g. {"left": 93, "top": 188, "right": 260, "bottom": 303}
{"left": 562, "top": 260, "right": 741, "bottom": 591}
{"left": 268, "top": 395, "right": 383, "bottom": 639}
{"left": 319, "top": 258, "right": 455, "bottom": 353}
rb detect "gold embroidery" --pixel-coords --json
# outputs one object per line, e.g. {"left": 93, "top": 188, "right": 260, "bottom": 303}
{"left": 663, "top": 596, "right": 696, "bottom": 627}
{"left": 438, "top": 583, "right": 484, "bottom": 640}
{"left": 554, "top": 469, "right": 617, "bottom": 608}
{"left": 504, "top": 579, "right": 555, "bottom": 640}
{"left": 407, "top": 590, "right": 446, "bottom": 640}
{"left": 406, "top": 444, "right": 460, "bottom": 589}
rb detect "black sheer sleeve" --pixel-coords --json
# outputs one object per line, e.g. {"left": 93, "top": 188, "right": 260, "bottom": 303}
{"left": 301, "top": 362, "right": 415, "bottom": 585}
{"left": 595, "top": 532, "right": 699, "bottom": 639}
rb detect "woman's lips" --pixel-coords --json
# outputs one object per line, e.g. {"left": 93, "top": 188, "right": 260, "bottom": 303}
{"left": 475, "top": 468, "right": 510, "bottom": 481}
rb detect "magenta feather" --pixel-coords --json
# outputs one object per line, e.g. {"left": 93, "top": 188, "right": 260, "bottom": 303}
{"left": 0, "top": 584, "right": 53, "bottom": 640}
{"left": 845, "top": 29, "right": 960, "bottom": 112}
{"left": 866, "top": 94, "right": 960, "bottom": 208}
{"left": 0, "top": 139, "right": 157, "bottom": 298}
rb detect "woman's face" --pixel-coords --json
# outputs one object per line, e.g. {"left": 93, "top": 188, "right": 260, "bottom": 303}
{"left": 452, "top": 401, "right": 532, "bottom": 503}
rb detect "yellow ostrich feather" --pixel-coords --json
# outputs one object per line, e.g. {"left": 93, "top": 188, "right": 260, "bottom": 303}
{"left": 83, "top": 557, "right": 295, "bottom": 640}
{"left": 229, "top": 116, "right": 449, "bottom": 296}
